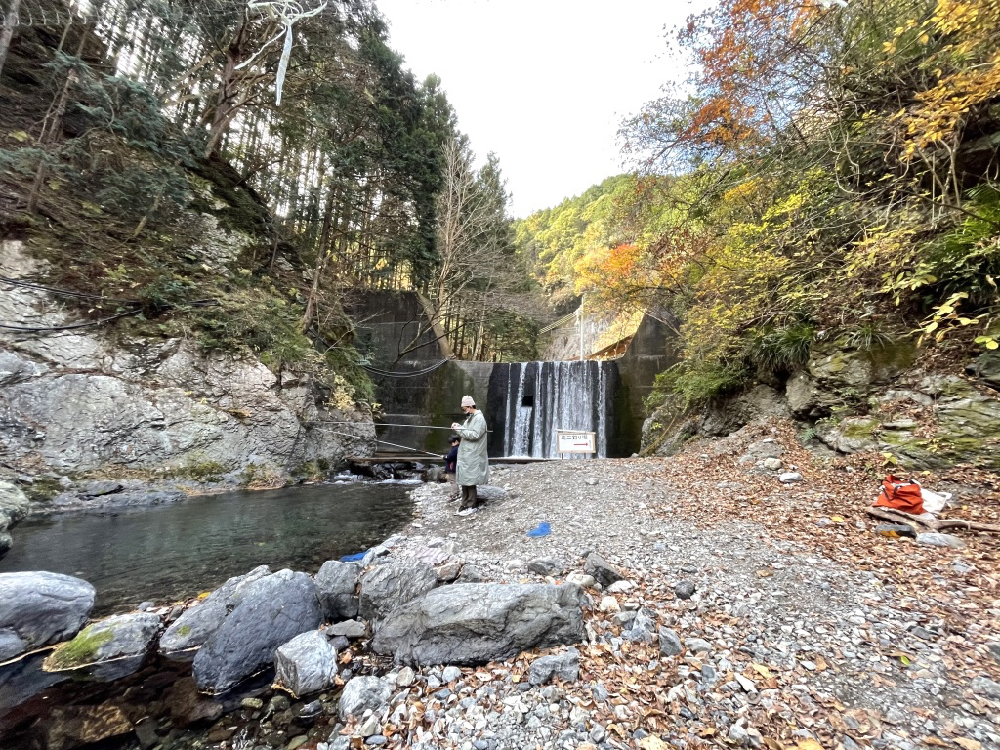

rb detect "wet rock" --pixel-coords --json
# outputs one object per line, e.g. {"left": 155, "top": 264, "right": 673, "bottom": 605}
{"left": 339, "top": 675, "right": 392, "bottom": 720}
{"left": 43, "top": 611, "right": 162, "bottom": 681}
{"left": 46, "top": 702, "right": 133, "bottom": 750}
{"left": 79, "top": 481, "right": 125, "bottom": 498}
{"left": 583, "top": 552, "right": 624, "bottom": 587}
{"left": 165, "top": 677, "right": 224, "bottom": 727}
{"left": 0, "top": 571, "right": 96, "bottom": 661}
{"left": 193, "top": 569, "right": 322, "bottom": 693}
{"left": 159, "top": 565, "right": 271, "bottom": 660}
{"left": 528, "top": 647, "right": 580, "bottom": 686}
{"left": 372, "top": 583, "right": 585, "bottom": 666}
{"left": 916, "top": 532, "right": 966, "bottom": 549}
{"left": 314, "top": 561, "right": 361, "bottom": 621}
{"left": 658, "top": 627, "right": 682, "bottom": 656}
{"left": 358, "top": 561, "right": 438, "bottom": 622}
{"left": 674, "top": 580, "right": 696, "bottom": 600}
{"left": 274, "top": 630, "right": 338, "bottom": 698}
{"left": 133, "top": 717, "right": 159, "bottom": 749}
{"left": 528, "top": 558, "right": 563, "bottom": 577}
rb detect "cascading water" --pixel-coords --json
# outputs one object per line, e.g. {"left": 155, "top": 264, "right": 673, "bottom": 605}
{"left": 487, "top": 360, "right": 619, "bottom": 458}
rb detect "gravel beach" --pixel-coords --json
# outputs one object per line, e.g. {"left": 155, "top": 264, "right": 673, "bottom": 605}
{"left": 351, "top": 420, "right": 1000, "bottom": 750}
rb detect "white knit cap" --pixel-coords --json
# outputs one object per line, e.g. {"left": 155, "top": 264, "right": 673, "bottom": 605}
{"left": 461, "top": 395, "right": 476, "bottom": 407}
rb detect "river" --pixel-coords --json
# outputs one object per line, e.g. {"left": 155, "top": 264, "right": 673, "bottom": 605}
{"left": 0, "top": 481, "right": 416, "bottom": 616}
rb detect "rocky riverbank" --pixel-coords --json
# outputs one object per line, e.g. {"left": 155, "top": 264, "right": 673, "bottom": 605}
{"left": 2, "top": 419, "right": 998, "bottom": 750}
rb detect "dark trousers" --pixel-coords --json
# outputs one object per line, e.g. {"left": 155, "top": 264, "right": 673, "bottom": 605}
{"left": 459, "top": 485, "right": 479, "bottom": 510}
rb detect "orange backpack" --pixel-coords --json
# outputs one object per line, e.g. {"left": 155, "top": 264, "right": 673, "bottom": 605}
{"left": 873, "top": 475, "right": 924, "bottom": 515}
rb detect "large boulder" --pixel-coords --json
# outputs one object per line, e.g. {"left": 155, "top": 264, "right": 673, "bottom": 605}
{"left": 314, "top": 561, "right": 361, "bottom": 622}
{"left": 192, "top": 569, "right": 322, "bottom": 693}
{"left": 159, "top": 565, "right": 271, "bottom": 659}
{"left": 0, "top": 572, "right": 96, "bottom": 662}
{"left": 358, "top": 561, "right": 438, "bottom": 623}
{"left": 43, "top": 612, "right": 162, "bottom": 681}
{"left": 371, "top": 582, "right": 585, "bottom": 666}
{"left": 273, "top": 630, "right": 338, "bottom": 698}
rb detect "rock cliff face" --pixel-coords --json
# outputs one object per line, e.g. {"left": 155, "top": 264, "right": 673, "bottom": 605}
{"left": 643, "top": 337, "right": 1000, "bottom": 471}
{"left": 0, "top": 241, "right": 373, "bottom": 483}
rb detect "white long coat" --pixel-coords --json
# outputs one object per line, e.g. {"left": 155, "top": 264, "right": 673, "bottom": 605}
{"left": 455, "top": 410, "right": 489, "bottom": 487}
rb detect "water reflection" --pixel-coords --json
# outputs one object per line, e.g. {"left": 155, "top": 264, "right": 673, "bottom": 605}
{"left": 0, "top": 482, "right": 414, "bottom": 615}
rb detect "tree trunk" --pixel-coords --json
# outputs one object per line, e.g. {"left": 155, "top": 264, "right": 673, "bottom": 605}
{"left": 301, "top": 183, "right": 339, "bottom": 331}
{"left": 0, "top": 0, "right": 23, "bottom": 81}
{"left": 203, "top": 19, "right": 250, "bottom": 158}
{"left": 27, "top": 25, "right": 86, "bottom": 213}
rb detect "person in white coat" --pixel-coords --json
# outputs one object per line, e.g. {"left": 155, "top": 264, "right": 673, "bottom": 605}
{"left": 451, "top": 395, "right": 489, "bottom": 515}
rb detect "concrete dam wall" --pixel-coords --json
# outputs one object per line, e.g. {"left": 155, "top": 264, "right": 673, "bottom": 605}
{"left": 349, "top": 292, "right": 677, "bottom": 458}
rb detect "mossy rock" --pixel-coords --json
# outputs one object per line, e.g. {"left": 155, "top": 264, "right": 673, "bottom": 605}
{"left": 44, "top": 624, "right": 115, "bottom": 671}
{"left": 876, "top": 377, "right": 1000, "bottom": 471}
{"left": 810, "top": 337, "right": 916, "bottom": 385}
{"left": 43, "top": 612, "right": 162, "bottom": 673}
{"left": 814, "top": 416, "right": 879, "bottom": 455}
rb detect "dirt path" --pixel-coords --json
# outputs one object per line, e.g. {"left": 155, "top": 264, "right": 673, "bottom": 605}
{"left": 376, "top": 421, "right": 1000, "bottom": 750}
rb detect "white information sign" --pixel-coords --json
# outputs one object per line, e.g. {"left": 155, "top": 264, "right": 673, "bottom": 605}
{"left": 556, "top": 430, "right": 596, "bottom": 455}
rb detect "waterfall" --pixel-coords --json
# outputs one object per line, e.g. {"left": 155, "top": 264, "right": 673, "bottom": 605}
{"left": 487, "top": 360, "right": 619, "bottom": 459}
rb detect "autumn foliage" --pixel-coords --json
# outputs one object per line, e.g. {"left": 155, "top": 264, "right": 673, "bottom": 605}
{"left": 516, "top": 0, "right": 1000, "bottom": 405}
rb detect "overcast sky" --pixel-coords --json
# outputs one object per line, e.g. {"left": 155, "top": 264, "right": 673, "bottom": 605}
{"left": 375, "top": 0, "right": 705, "bottom": 218}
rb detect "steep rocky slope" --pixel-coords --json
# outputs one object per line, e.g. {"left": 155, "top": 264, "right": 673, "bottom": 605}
{"left": 0, "top": 239, "right": 372, "bottom": 490}
{"left": 643, "top": 335, "right": 1000, "bottom": 472}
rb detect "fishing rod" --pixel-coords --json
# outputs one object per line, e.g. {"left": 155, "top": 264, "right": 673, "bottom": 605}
{"left": 319, "top": 427, "right": 445, "bottom": 459}
{"left": 374, "top": 438, "right": 443, "bottom": 459}
{"left": 309, "top": 420, "right": 491, "bottom": 432}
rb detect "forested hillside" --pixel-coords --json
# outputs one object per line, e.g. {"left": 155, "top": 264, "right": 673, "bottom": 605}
{"left": 517, "top": 0, "right": 999, "bottom": 414}
{"left": 0, "top": 0, "right": 540, "bottom": 403}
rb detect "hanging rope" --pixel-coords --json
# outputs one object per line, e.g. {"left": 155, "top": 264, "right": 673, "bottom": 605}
{"left": 234, "top": 0, "right": 327, "bottom": 105}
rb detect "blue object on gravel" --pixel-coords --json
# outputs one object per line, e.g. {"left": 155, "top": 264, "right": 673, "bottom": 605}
{"left": 527, "top": 522, "right": 551, "bottom": 537}
{"left": 340, "top": 551, "right": 366, "bottom": 562}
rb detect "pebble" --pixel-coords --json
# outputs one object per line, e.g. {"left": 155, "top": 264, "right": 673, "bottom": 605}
{"left": 396, "top": 666, "right": 415, "bottom": 687}
{"left": 675, "top": 580, "right": 696, "bottom": 600}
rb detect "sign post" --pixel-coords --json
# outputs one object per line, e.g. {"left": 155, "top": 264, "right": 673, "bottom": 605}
{"left": 556, "top": 430, "right": 596, "bottom": 459}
